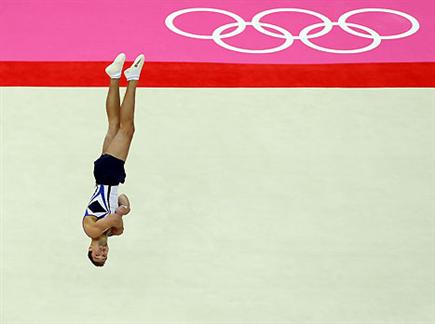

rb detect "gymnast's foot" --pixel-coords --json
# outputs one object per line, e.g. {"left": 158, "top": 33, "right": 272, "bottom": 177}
{"left": 105, "top": 53, "right": 126, "bottom": 79}
{"left": 124, "top": 54, "right": 145, "bottom": 81}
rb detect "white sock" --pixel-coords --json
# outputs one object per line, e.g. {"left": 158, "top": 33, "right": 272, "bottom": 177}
{"left": 124, "top": 54, "right": 145, "bottom": 81}
{"left": 105, "top": 53, "right": 126, "bottom": 79}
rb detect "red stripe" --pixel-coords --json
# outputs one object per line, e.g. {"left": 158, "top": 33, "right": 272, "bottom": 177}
{"left": 0, "top": 61, "right": 434, "bottom": 87}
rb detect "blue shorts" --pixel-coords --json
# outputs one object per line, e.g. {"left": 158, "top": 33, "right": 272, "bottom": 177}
{"left": 93, "top": 154, "right": 126, "bottom": 185}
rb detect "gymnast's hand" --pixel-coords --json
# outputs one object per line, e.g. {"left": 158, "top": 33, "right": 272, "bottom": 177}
{"left": 115, "top": 205, "right": 130, "bottom": 216}
{"left": 116, "top": 193, "right": 131, "bottom": 216}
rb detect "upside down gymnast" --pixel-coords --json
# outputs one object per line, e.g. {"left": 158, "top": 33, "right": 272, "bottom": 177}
{"left": 82, "top": 53, "right": 144, "bottom": 267}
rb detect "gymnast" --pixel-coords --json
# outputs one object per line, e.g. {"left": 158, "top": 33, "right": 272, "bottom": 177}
{"left": 82, "top": 53, "right": 144, "bottom": 267}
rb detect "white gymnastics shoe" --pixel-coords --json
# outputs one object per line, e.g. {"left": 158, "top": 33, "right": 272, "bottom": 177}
{"left": 105, "top": 53, "right": 126, "bottom": 79}
{"left": 124, "top": 54, "right": 145, "bottom": 81}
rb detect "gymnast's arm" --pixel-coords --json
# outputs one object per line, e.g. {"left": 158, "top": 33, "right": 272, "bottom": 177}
{"left": 108, "top": 214, "right": 124, "bottom": 236}
{"left": 91, "top": 213, "right": 124, "bottom": 238}
{"left": 109, "top": 193, "right": 131, "bottom": 236}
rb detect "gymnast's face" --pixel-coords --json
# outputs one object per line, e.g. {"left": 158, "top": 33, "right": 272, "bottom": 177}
{"left": 90, "top": 244, "right": 109, "bottom": 264}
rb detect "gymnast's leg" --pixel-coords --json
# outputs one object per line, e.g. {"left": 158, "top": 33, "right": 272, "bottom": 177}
{"left": 105, "top": 54, "right": 145, "bottom": 162}
{"left": 102, "top": 78, "right": 121, "bottom": 153}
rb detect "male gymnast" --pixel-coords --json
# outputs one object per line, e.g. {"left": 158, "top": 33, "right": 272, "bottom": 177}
{"left": 82, "top": 53, "right": 144, "bottom": 267}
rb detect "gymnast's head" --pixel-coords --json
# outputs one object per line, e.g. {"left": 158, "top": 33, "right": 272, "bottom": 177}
{"left": 88, "top": 238, "right": 109, "bottom": 267}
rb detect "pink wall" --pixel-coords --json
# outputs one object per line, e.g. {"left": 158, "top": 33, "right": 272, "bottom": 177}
{"left": 1, "top": 0, "right": 434, "bottom": 64}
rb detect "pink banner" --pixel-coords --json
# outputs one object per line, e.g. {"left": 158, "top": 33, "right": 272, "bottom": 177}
{"left": 1, "top": 0, "right": 434, "bottom": 64}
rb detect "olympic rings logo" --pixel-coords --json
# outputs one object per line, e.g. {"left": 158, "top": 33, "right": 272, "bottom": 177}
{"left": 165, "top": 8, "right": 420, "bottom": 54}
